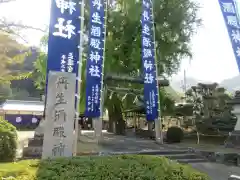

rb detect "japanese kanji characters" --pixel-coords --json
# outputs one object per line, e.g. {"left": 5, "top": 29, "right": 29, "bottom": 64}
{"left": 142, "top": 24, "right": 150, "bottom": 35}
{"left": 60, "top": 52, "right": 74, "bottom": 72}
{"left": 85, "top": 0, "right": 105, "bottom": 115}
{"left": 227, "top": 15, "right": 239, "bottom": 28}
{"left": 52, "top": 143, "right": 65, "bottom": 156}
{"left": 90, "top": 51, "right": 101, "bottom": 63}
{"left": 92, "top": 0, "right": 103, "bottom": 10}
{"left": 56, "top": 92, "right": 67, "bottom": 105}
{"left": 219, "top": 1, "right": 240, "bottom": 73}
{"left": 144, "top": 60, "right": 153, "bottom": 71}
{"left": 53, "top": 18, "right": 76, "bottom": 39}
{"left": 222, "top": 2, "right": 235, "bottom": 13}
{"left": 237, "top": 47, "right": 240, "bottom": 56}
{"left": 48, "top": 74, "right": 75, "bottom": 158}
{"left": 91, "top": 26, "right": 101, "bottom": 37}
{"left": 89, "top": 65, "right": 100, "bottom": 77}
{"left": 90, "top": 38, "right": 101, "bottom": 49}
{"left": 92, "top": 12, "right": 102, "bottom": 24}
{"left": 144, "top": 73, "right": 154, "bottom": 84}
{"left": 141, "top": 0, "right": 158, "bottom": 119}
{"left": 232, "top": 30, "right": 240, "bottom": 43}
{"left": 143, "top": 10, "right": 150, "bottom": 21}
{"left": 61, "top": 54, "right": 66, "bottom": 72}
{"left": 53, "top": 126, "right": 66, "bottom": 137}
{"left": 55, "top": 0, "right": 76, "bottom": 14}
{"left": 143, "top": 48, "right": 153, "bottom": 58}
{"left": 143, "top": 0, "right": 150, "bottom": 8}
{"left": 143, "top": 37, "right": 151, "bottom": 47}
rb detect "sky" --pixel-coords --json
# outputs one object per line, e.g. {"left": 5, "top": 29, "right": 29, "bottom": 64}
{"left": 0, "top": 0, "right": 240, "bottom": 83}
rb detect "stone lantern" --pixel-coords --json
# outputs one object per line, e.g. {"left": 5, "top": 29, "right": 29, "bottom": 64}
{"left": 225, "top": 91, "right": 240, "bottom": 148}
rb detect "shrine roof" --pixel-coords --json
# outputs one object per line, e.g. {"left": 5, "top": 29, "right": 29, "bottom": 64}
{"left": 1, "top": 100, "right": 44, "bottom": 112}
{"left": 123, "top": 105, "right": 145, "bottom": 113}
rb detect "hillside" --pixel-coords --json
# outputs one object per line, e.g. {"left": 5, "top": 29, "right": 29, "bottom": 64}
{"left": 171, "top": 75, "right": 240, "bottom": 93}
{"left": 220, "top": 75, "right": 240, "bottom": 93}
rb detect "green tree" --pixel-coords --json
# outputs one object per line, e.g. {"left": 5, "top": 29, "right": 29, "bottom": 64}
{"left": 0, "top": 83, "right": 12, "bottom": 103}
{"left": 0, "top": 33, "right": 31, "bottom": 84}
{"left": 186, "top": 83, "right": 236, "bottom": 135}
{"left": 32, "top": 52, "right": 47, "bottom": 90}
{"left": 103, "top": 0, "right": 200, "bottom": 133}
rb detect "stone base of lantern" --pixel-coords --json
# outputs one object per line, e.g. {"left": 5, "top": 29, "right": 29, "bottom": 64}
{"left": 22, "top": 134, "right": 43, "bottom": 159}
{"left": 22, "top": 120, "right": 45, "bottom": 159}
{"left": 224, "top": 131, "right": 240, "bottom": 149}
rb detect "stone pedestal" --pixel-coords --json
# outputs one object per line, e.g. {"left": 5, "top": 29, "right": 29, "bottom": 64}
{"left": 93, "top": 118, "right": 103, "bottom": 144}
{"left": 22, "top": 119, "right": 45, "bottom": 158}
{"left": 225, "top": 91, "right": 240, "bottom": 149}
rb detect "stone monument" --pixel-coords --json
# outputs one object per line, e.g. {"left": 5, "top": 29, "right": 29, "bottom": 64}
{"left": 41, "top": 71, "right": 76, "bottom": 159}
{"left": 225, "top": 91, "right": 240, "bottom": 149}
{"left": 23, "top": 72, "right": 76, "bottom": 159}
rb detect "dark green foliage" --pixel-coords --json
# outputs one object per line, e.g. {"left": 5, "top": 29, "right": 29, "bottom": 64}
{"left": 0, "top": 119, "right": 18, "bottom": 162}
{"left": 185, "top": 83, "right": 236, "bottom": 134}
{"left": 0, "top": 155, "right": 209, "bottom": 179}
{"left": 166, "top": 126, "right": 184, "bottom": 143}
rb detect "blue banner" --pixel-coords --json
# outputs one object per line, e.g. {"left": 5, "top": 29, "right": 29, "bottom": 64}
{"left": 141, "top": 0, "right": 159, "bottom": 121}
{"left": 47, "top": 0, "right": 80, "bottom": 75}
{"left": 85, "top": 0, "right": 106, "bottom": 117}
{"left": 219, "top": 0, "right": 240, "bottom": 71}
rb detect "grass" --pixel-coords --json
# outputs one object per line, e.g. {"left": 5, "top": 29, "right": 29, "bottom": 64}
{"left": 0, "top": 160, "right": 38, "bottom": 178}
{"left": 0, "top": 155, "right": 210, "bottom": 180}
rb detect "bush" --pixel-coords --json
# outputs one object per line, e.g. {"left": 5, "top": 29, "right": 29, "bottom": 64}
{"left": 0, "top": 119, "right": 18, "bottom": 162}
{"left": 0, "top": 155, "right": 209, "bottom": 180}
{"left": 166, "top": 126, "right": 184, "bottom": 143}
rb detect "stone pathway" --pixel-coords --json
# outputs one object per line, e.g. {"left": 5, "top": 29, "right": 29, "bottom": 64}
{"left": 77, "top": 130, "right": 165, "bottom": 154}
{"left": 190, "top": 162, "right": 240, "bottom": 180}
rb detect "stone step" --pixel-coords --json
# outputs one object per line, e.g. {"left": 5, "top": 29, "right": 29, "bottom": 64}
{"left": 101, "top": 150, "right": 190, "bottom": 156}
{"left": 22, "top": 146, "right": 42, "bottom": 158}
{"left": 28, "top": 138, "right": 43, "bottom": 146}
{"left": 163, "top": 153, "right": 200, "bottom": 160}
{"left": 177, "top": 158, "right": 207, "bottom": 164}
{"left": 136, "top": 150, "right": 190, "bottom": 155}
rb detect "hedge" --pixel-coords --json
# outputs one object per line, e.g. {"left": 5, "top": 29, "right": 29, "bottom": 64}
{"left": 166, "top": 126, "right": 184, "bottom": 143}
{"left": 0, "top": 119, "right": 18, "bottom": 162}
{"left": 0, "top": 155, "right": 210, "bottom": 180}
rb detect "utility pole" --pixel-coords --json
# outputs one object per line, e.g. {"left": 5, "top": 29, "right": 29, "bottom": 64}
{"left": 181, "top": 69, "right": 187, "bottom": 102}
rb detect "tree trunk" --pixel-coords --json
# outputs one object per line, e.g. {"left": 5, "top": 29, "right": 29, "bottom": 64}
{"left": 107, "top": 104, "right": 114, "bottom": 133}
{"left": 107, "top": 94, "right": 125, "bottom": 135}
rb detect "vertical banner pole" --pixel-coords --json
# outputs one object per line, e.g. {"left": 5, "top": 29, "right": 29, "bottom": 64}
{"left": 85, "top": 0, "right": 106, "bottom": 143}
{"left": 151, "top": 0, "right": 162, "bottom": 144}
{"left": 98, "top": 0, "right": 108, "bottom": 143}
{"left": 74, "top": 0, "right": 85, "bottom": 156}
{"left": 141, "top": 0, "right": 162, "bottom": 143}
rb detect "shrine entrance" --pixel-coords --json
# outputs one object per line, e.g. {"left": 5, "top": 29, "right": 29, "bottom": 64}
{"left": 77, "top": 74, "right": 170, "bottom": 154}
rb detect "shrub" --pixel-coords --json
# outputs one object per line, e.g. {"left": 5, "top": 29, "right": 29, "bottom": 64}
{"left": 166, "top": 126, "right": 184, "bottom": 143}
{"left": 0, "top": 119, "right": 18, "bottom": 162}
{"left": 0, "top": 155, "right": 209, "bottom": 180}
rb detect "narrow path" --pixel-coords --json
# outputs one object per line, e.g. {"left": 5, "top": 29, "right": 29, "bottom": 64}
{"left": 190, "top": 162, "right": 240, "bottom": 180}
